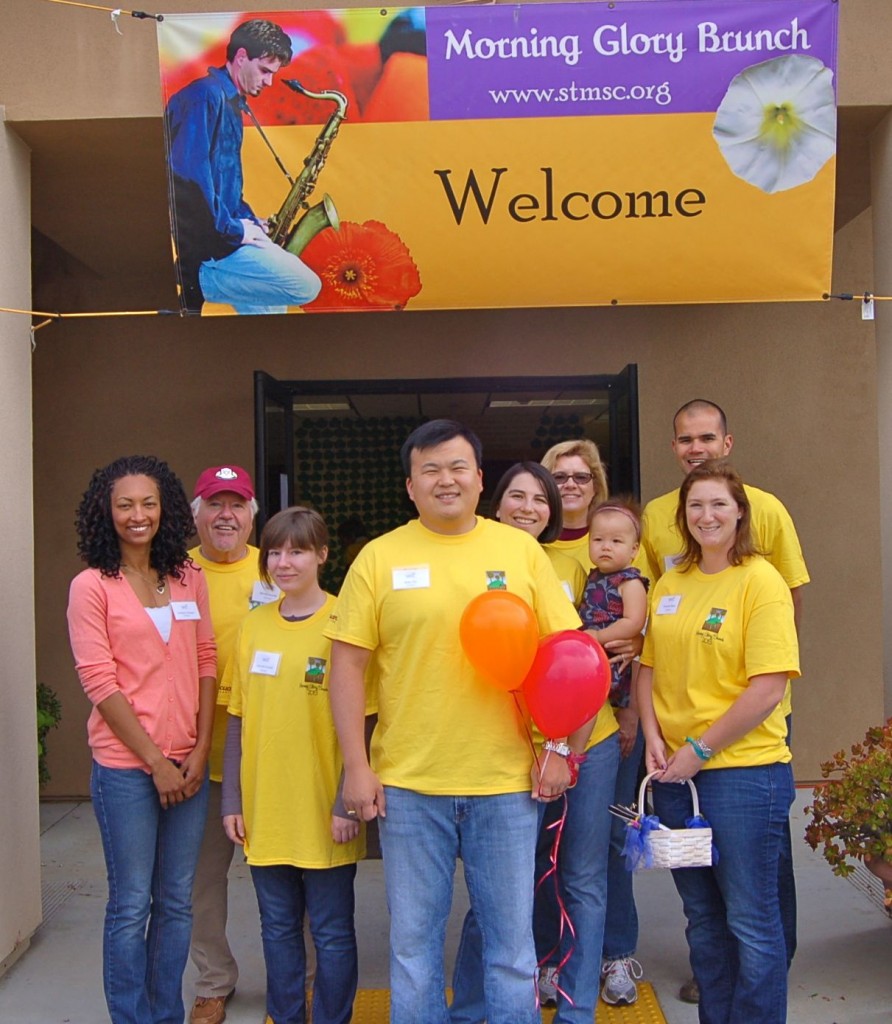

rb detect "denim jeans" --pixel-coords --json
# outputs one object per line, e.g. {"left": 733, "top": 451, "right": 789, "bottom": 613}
{"left": 532, "top": 734, "right": 620, "bottom": 1023}
{"left": 250, "top": 863, "right": 357, "bottom": 1024}
{"left": 379, "top": 787, "right": 539, "bottom": 1024}
{"left": 603, "top": 724, "right": 643, "bottom": 960}
{"left": 90, "top": 761, "right": 209, "bottom": 1024}
{"left": 199, "top": 240, "right": 321, "bottom": 315}
{"left": 653, "top": 762, "right": 794, "bottom": 1024}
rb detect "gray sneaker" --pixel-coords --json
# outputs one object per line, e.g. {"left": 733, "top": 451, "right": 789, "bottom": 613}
{"left": 538, "top": 966, "right": 559, "bottom": 1006}
{"left": 600, "top": 957, "right": 643, "bottom": 1005}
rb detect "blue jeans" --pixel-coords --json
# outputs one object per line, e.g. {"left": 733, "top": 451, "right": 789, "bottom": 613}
{"left": 199, "top": 240, "right": 321, "bottom": 315}
{"left": 653, "top": 763, "right": 794, "bottom": 1024}
{"left": 90, "top": 761, "right": 209, "bottom": 1024}
{"left": 250, "top": 863, "right": 357, "bottom": 1024}
{"left": 603, "top": 724, "right": 643, "bottom": 960}
{"left": 532, "top": 734, "right": 620, "bottom": 1023}
{"left": 379, "top": 787, "right": 539, "bottom": 1024}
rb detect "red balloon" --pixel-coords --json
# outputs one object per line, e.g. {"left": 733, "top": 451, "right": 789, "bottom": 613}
{"left": 459, "top": 591, "right": 539, "bottom": 692}
{"left": 522, "top": 631, "right": 611, "bottom": 737}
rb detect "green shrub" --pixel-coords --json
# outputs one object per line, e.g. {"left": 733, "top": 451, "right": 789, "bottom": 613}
{"left": 804, "top": 719, "right": 892, "bottom": 876}
{"left": 36, "top": 683, "right": 62, "bottom": 786}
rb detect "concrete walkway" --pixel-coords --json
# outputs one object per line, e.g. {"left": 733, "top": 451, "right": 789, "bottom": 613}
{"left": 0, "top": 792, "right": 888, "bottom": 1023}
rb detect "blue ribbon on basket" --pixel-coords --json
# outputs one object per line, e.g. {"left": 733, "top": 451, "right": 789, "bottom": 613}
{"left": 622, "top": 813, "right": 718, "bottom": 871}
{"left": 685, "top": 814, "right": 720, "bottom": 866}
{"left": 622, "top": 814, "right": 660, "bottom": 871}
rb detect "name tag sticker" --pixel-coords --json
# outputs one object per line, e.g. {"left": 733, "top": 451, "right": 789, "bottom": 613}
{"left": 171, "top": 601, "right": 200, "bottom": 620}
{"left": 251, "top": 581, "right": 280, "bottom": 605}
{"left": 656, "top": 595, "right": 682, "bottom": 615}
{"left": 392, "top": 565, "right": 431, "bottom": 590}
{"left": 250, "top": 650, "right": 282, "bottom": 676}
{"left": 561, "top": 581, "right": 575, "bottom": 602}
{"left": 663, "top": 554, "right": 684, "bottom": 572}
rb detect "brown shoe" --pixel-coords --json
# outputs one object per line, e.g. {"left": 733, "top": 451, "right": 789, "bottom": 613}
{"left": 679, "top": 977, "right": 700, "bottom": 1004}
{"left": 190, "top": 993, "right": 233, "bottom": 1024}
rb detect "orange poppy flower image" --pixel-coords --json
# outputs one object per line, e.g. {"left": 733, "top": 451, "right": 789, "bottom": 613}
{"left": 302, "top": 220, "right": 422, "bottom": 311}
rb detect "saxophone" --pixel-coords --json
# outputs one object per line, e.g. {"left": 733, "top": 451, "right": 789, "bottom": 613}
{"left": 266, "top": 81, "right": 347, "bottom": 256}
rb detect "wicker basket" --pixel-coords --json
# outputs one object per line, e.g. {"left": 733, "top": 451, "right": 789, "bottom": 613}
{"left": 635, "top": 772, "right": 714, "bottom": 870}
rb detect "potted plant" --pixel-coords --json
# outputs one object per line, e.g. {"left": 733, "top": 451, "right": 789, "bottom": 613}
{"left": 804, "top": 719, "right": 892, "bottom": 909}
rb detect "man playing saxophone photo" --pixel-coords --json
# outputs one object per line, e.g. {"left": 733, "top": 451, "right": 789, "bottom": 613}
{"left": 165, "top": 19, "right": 322, "bottom": 315}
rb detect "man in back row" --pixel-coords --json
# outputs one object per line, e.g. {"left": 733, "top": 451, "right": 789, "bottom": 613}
{"left": 188, "top": 466, "right": 278, "bottom": 1024}
{"left": 639, "top": 399, "right": 809, "bottom": 1002}
{"left": 640, "top": 399, "right": 808, "bottom": 627}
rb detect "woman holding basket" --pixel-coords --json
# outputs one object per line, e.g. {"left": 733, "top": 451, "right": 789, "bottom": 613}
{"left": 637, "top": 459, "right": 799, "bottom": 1024}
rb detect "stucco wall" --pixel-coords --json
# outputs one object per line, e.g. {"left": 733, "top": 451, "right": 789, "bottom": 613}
{"left": 0, "top": 118, "right": 42, "bottom": 971}
{"left": 871, "top": 112, "right": 892, "bottom": 711}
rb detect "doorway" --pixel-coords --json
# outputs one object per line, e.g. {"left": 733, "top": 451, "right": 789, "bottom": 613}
{"left": 255, "top": 369, "right": 639, "bottom": 590}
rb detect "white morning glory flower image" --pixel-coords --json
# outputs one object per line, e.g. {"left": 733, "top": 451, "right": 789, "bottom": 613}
{"left": 713, "top": 53, "right": 836, "bottom": 195}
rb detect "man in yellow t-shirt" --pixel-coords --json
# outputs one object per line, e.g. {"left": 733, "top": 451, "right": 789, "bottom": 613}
{"left": 639, "top": 400, "right": 808, "bottom": 997}
{"left": 187, "top": 466, "right": 278, "bottom": 1024}
{"left": 326, "top": 420, "right": 581, "bottom": 1024}
{"left": 639, "top": 400, "right": 809, "bottom": 619}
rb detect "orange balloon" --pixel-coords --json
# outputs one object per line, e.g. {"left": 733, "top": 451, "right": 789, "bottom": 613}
{"left": 459, "top": 591, "right": 539, "bottom": 692}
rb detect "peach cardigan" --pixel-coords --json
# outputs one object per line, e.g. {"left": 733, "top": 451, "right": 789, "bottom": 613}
{"left": 67, "top": 564, "right": 216, "bottom": 769}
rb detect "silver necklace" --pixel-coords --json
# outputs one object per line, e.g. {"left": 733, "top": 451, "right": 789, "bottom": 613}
{"left": 121, "top": 565, "right": 166, "bottom": 595}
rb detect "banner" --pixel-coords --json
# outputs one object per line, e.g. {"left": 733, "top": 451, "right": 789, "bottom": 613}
{"left": 157, "top": 1, "right": 839, "bottom": 315}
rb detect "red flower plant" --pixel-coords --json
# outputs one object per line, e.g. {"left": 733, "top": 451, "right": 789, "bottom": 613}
{"left": 302, "top": 220, "right": 422, "bottom": 311}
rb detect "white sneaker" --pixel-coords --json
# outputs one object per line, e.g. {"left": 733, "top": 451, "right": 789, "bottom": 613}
{"left": 600, "top": 956, "right": 643, "bottom": 1005}
{"left": 538, "top": 965, "right": 560, "bottom": 1006}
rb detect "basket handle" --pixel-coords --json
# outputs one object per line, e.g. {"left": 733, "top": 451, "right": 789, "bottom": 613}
{"left": 637, "top": 770, "right": 702, "bottom": 821}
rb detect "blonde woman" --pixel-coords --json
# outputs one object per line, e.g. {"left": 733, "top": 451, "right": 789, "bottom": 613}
{"left": 540, "top": 439, "right": 609, "bottom": 573}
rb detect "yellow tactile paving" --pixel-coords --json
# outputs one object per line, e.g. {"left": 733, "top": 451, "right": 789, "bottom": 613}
{"left": 348, "top": 983, "right": 668, "bottom": 1022}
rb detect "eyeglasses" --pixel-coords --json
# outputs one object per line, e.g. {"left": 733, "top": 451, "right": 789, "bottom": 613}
{"left": 552, "top": 472, "right": 594, "bottom": 486}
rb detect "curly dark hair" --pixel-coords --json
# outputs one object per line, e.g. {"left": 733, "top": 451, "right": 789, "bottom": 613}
{"left": 75, "top": 455, "right": 194, "bottom": 581}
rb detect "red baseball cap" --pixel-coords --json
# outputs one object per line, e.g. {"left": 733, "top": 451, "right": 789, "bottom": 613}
{"left": 193, "top": 465, "right": 255, "bottom": 501}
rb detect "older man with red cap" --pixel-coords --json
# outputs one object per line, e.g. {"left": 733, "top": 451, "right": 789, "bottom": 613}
{"left": 187, "top": 466, "right": 278, "bottom": 1024}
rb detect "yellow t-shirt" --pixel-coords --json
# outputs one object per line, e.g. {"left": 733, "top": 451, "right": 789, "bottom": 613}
{"left": 226, "top": 593, "right": 364, "bottom": 868}
{"left": 641, "top": 558, "right": 800, "bottom": 769}
{"left": 325, "top": 517, "right": 583, "bottom": 795}
{"left": 544, "top": 532, "right": 594, "bottom": 574}
{"left": 640, "top": 483, "right": 808, "bottom": 717}
{"left": 189, "top": 545, "right": 277, "bottom": 781}
{"left": 545, "top": 546, "right": 588, "bottom": 606}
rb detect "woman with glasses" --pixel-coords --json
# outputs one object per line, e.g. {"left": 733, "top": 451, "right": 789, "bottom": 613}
{"left": 540, "top": 440, "right": 609, "bottom": 572}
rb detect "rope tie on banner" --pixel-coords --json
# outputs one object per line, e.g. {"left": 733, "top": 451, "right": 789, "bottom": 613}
{"left": 0, "top": 307, "right": 182, "bottom": 330}
{"left": 40, "top": 0, "right": 162, "bottom": 22}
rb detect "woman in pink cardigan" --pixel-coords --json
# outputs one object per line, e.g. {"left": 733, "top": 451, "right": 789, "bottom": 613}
{"left": 67, "top": 455, "right": 216, "bottom": 1024}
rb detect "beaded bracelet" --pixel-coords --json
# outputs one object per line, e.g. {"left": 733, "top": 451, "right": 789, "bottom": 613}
{"left": 685, "top": 736, "right": 714, "bottom": 762}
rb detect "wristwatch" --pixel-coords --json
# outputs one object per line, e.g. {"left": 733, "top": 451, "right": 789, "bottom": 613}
{"left": 543, "top": 739, "right": 572, "bottom": 758}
